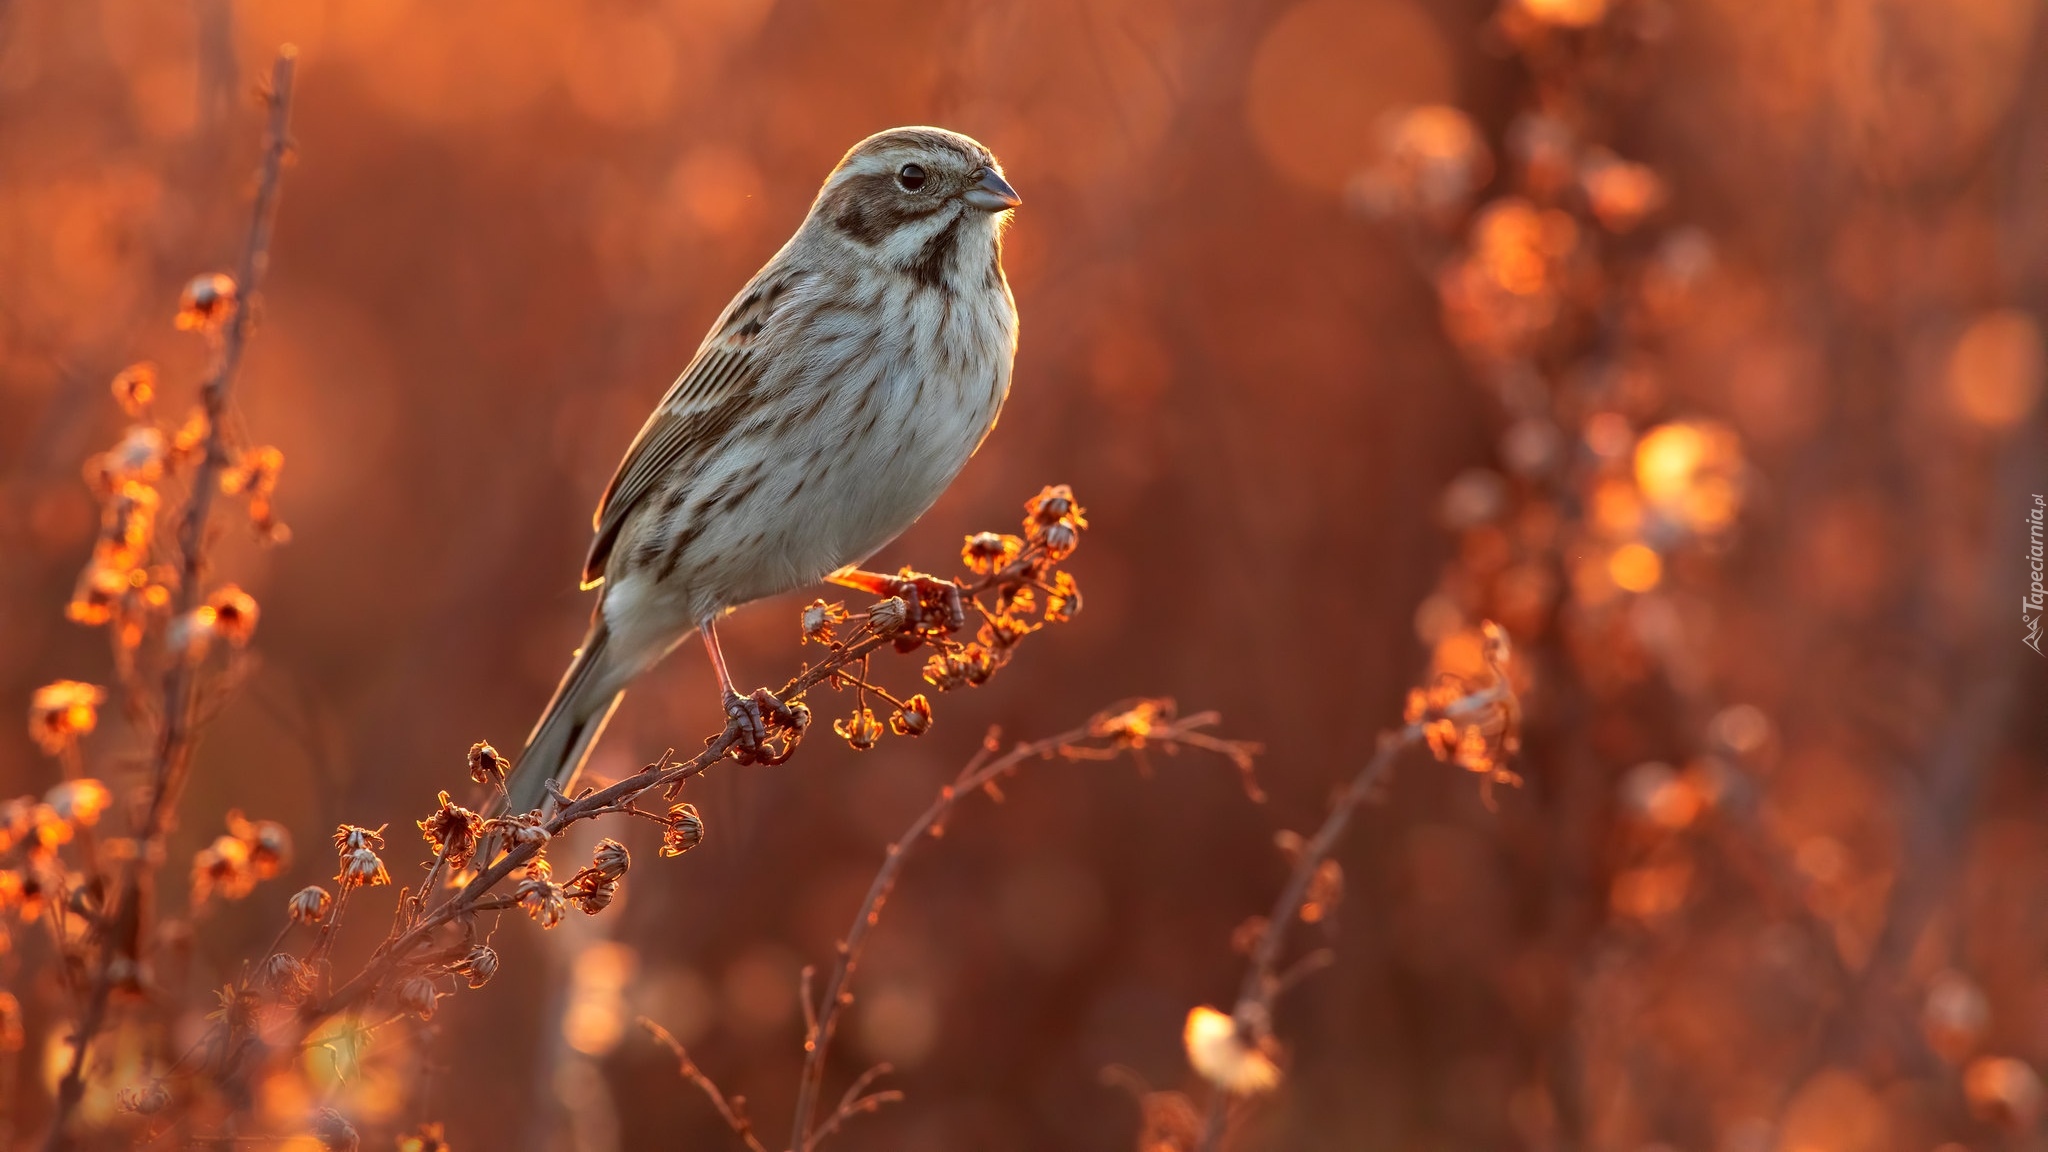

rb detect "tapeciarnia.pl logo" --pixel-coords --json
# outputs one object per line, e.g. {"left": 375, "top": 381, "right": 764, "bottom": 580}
{"left": 2027, "top": 494, "right": 2045, "bottom": 656}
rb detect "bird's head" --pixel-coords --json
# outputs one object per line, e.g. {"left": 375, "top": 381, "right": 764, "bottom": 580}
{"left": 811, "top": 127, "right": 1019, "bottom": 281}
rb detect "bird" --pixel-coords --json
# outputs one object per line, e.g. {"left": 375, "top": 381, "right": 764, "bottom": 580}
{"left": 501, "top": 126, "right": 1021, "bottom": 814}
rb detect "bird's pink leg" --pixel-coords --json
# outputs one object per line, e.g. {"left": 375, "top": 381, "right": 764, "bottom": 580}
{"left": 827, "top": 567, "right": 966, "bottom": 632}
{"left": 700, "top": 617, "right": 772, "bottom": 749}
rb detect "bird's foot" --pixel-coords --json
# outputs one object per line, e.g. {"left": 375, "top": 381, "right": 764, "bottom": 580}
{"left": 723, "top": 688, "right": 809, "bottom": 766}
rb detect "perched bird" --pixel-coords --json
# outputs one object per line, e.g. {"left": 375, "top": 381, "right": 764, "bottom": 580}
{"left": 503, "top": 127, "right": 1021, "bottom": 813}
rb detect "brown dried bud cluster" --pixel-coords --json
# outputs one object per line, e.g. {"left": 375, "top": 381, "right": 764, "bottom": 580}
{"left": 1403, "top": 621, "right": 1523, "bottom": 804}
{"left": 332, "top": 821, "right": 390, "bottom": 890}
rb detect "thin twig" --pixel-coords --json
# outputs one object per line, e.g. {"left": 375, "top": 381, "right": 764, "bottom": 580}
{"left": 790, "top": 703, "right": 1258, "bottom": 1152}
{"left": 43, "top": 48, "right": 297, "bottom": 1151}
{"left": 1192, "top": 681, "right": 1511, "bottom": 1152}
{"left": 638, "top": 1018, "right": 769, "bottom": 1152}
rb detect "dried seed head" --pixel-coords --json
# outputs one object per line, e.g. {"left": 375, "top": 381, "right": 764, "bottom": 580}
{"left": 833, "top": 706, "right": 883, "bottom": 751}
{"left": 116, "top": 1081, "right": 172, "bottom": 1115}
{"left": 518, "top": 879, "right": 568, "bottom": 928}
{"left": 590, "top": 838, "right": 630, "bottom": 883}
{"left": 801, "top": 598, "right": 848, "bottom": 644}
{"left": 451, "top": 944, "right": 499, "bottom": 989}
{"left": 28, "top": 681, "right": 105, "bottom": 756}
{"left": 256, "top": 952, "right": 312, "bottom": 1002}
{"left": 226, "top": 809, "right": 292, "bottom": 879}
{"left": 175, "top": 273, "right": 238, "bottom": 333}
{"left": 286, "top": 885, "right": 333, "bottom": 925}
{"left": 206, "top": 585, "right": 260, "bottom": 647}
{"left": 332, "top": 824, "right": 386, "bottom": 855}
{"left": 890, "top": 694, "right": 934, "bottom": 737}
{"left": 961, "top": 531, "right": 1023, "bottom": 575}
{"left": 396, "top": 975, "right": 439, "bottom": 1020}
{"left": 575, "top": 877, "right": 619, "bottom": 914}
{"left": 418, "top": 791, "right": 483, "bottom": 871}
{"left": 1182, "top": 1004, "right": 1281, "bottom": 1096}
{"left": 865, "top": 595, "right": 910, "bottom": 635}
{"left": 338, "top": 846, "right": 389, "bottom": 889}
{"left": 192, "top": 835, "right": 257, "bottom": 903}
{"left": 660, "top": 803, "right": 704, "bottom": 857}
{"left": 111, "top": 363, "right": 157, "bottom": 416}
{"left": 310, "top": 1106, "right": 360, "bottom": 1152}
{"left": 467, "top": 740, "right": 509, "bottom": 788}
{"left": 44, "top": 779, "right": 112, "bottom": 828}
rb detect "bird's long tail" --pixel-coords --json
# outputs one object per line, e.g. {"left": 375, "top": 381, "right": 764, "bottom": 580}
{"left": 504, "top": 613, "right": 626, "bottom": 815}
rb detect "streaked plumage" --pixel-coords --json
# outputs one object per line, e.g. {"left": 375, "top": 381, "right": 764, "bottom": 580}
{"left": 504, "top": 127, "right": 1020, "bottom": 813}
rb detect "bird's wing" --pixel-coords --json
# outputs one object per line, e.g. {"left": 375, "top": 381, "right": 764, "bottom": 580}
{"left": 581, "top": 269, "right": 806, "bottom": 588}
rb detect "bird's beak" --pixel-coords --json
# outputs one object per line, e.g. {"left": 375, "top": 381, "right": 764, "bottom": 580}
{"left": 962, "top": 166, "right": 1021, "bottom": 212}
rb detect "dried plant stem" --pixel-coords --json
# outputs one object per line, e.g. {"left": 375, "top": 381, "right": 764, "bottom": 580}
{"left": 639, "top": 1019, "right": 769, "bottom": 1152}
{"left": 791, "top": 704, "right": 1249, "bottom": 1152}
{"left": 1193, "top": 683, "right": 1510, "bottom": 1152}
{"left": 43, "top": 48, "right": 297, "bottom": 1152}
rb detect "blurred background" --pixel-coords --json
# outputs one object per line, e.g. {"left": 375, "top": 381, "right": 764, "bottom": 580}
{"left": 2, "top": 0, "right": 2046, "bottom": 1149}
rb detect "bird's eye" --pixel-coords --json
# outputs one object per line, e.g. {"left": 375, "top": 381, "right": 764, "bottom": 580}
{"left": 897, "top": 163, "right": 927, "bottom": 192}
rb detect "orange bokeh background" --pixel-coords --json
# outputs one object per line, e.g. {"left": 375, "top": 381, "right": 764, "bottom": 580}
{"left": 2, "top": 1, "right": 2045, "bottom": 1149}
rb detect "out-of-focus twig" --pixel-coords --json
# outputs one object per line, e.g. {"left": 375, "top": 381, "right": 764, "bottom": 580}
{"left": 788, "top": 701, "right": 1257, "bottom": 1152}
{"left": 43, "top": 46, "right": 297, "bottom": 1151}
{"left": 638, "top": 1018, "right": 769, "bottom": 1152}
{"left": 1192, "top": 634, "right": 1516, "bottom": 1152}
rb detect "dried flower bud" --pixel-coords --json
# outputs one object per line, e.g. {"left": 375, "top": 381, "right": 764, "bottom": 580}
{"left": 468, "top": 741, "right": 509, "bottom": 788}
{"left": 801, "top": 598, "right": 848, "bottom": 644}
{"left": 111, "top": 363, "right": 157, "bottom": 416}
{"left": 192, "top": 835, "right": 257, "bottom": 903}
{"left": 332, "top": 824, "right": 385, "bottom": 854}
{"left": 865, "top": 596, "right": 910, "bottom": 635}
{"left": 1183, "top": 1004, "right": 1280, "bottom": 1096}
{"left": 286, "top": 885, "right": 333, "bottom": 925}
{"left": 116, "top": 1081, "right": 172, "bottom": 1115}
{"left": 575, "top": 877, "right": 619, "bottom": 914}
{"left": 44, "top": 779, "right": 112, "bottom": 827}
{"left": 1044, "top": 571, "right": 1082, "bottom": 622}
{"left": 890, "top": 694, "right": 934, "bottom": 736}
{"left": 418, "top": 791, "right": 483, "bottom": 871}
{"left": 962, "top": 531, "right": 1023, "bottom": 575}
{"left": 396, "top": 975, "right": 439, "bottom": 1021}
{"left": 1037, "top": 519, "right": 1079, "bottom": 560}
{"left": 1024, "top": 485, "right": 1080, "bottom": 526}
{"left": 590, "top": 838, "right": 630, "bottom": 883}
{"left": 519, "top": 880, "right": 567, "bottom": 928}
{"left": 28, "top": 681, "right": 105, "bottom": 756}
{"left": 451, "top": 944, "right": 499, "bottom": 989}
{"left": 660, "top": 803, "right": 704, "bottom": 857}
{"left": 224, "top": 809, "right": 291, "bottom": 878}
{"left": 175, "top": 273, "right": 238, "bottom": 333}
{"left": 833, "top": 706, "right": 883, "bottom": 751}
{"left": 338, "top": 846, "right": 389, "bottom": 889}
{"left": 311, "top": 1106, "right": 360, "bottom": 1152}
{"left": 257, "top": 952, "right": 312, "bottom": 1002}
{"left": 205, "top": 584, "right": 259, "bottom": 647}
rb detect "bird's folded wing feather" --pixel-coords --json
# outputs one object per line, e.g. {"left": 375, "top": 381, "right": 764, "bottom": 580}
{"left": 581, "top": 270, "right": 805, "bottom": 587}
